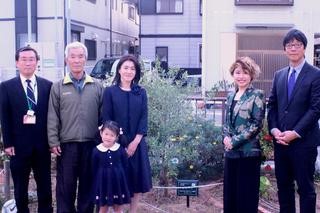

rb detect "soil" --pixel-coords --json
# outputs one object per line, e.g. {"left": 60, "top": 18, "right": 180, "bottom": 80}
{"left": 3, "top": 168, "right": 320, "bottom": 212}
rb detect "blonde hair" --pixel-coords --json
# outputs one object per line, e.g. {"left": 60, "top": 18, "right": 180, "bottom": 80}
{"left": 229, "top": 56, "right": 261, "bottom": 81}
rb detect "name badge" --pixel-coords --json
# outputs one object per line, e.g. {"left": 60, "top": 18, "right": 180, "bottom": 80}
{"left": 23, "top": 115, "right": 36, "bottom": 124}
{"left": 27, "top": 110, "right": 35, "bottom": 116}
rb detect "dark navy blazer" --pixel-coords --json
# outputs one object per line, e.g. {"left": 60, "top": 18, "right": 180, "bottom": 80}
{"left": 267, "top": 62, "right": 320, "bottom": 148}
{"left": 0, "top": 76, "right": 52, "bottom": 157}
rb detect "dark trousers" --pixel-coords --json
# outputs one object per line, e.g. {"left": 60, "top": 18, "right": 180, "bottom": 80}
{"left": 10, "top": 149, "right": 52, "bottom": 213}
{"left": 56, "top": 142, "right": 94, "bottom": 213}
{"left": 223, "top": 156, "right": 261, "bottom": 213}
{"left": 274, "top": 145, "right": 317, "bottom": 213}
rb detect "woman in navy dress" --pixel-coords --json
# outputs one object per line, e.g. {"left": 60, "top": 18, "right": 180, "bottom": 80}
{"left": 92, "top": 121, "right": 131, "bottom": 213}
{"left": 102, "top": 55, "right": 152, "bottom": 213}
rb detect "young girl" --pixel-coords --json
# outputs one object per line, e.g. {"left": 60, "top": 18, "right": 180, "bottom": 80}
{"left": 92, "top": 121, "right": 130, "bottom": 213}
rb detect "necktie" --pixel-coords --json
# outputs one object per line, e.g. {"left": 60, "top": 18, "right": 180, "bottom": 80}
{"left": 287, "top": 69, "right": 296, "bottom": 99}
{"left": 26, "top": 79, "right": 36, "bottom": 110}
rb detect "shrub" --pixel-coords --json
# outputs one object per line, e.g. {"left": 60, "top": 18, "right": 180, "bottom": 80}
{"left": 141, "top": 65, "right": 224, "bottom": 191}
{"left": 260, "top": 121, "right": 274, "bottom": 161}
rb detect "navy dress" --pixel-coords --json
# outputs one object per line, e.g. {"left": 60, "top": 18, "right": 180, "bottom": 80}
{"left": 92, "top": 143, "right": 131, "bottom": 206}
{"left": 102, "top": 84, "right": 152, "bottom": 194}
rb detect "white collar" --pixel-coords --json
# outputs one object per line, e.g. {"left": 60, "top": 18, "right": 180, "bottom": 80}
{"left": 20, "top": 74, "right": 36, "bottom": 86}
{"left": 97, "top": 143, "right": 120, "bottom": 152}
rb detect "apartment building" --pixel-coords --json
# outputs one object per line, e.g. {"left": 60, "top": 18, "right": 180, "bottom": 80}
{"left": 0, "top": 0, "right": 139, "bottom": 82}
{"left": 203, "top": 0, "right": 320, "bottom": 95}
{"left": 139, "top": 0, "right": 202, "bottom": 78}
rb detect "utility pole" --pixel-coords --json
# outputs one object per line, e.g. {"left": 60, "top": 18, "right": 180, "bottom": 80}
{"left": 110, "top": 0, "right": 113, "bottom": 57}
{"left": 64, "top": 0, "right": 71, "bottom": 75}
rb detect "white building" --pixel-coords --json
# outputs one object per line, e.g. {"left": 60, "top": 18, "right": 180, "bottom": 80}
{"left": 139, "top": 0, "right": 202, "bottom": 77}
{"left": 0, "top": 0, "right": 139, "bottom": 82}
{"left": 203, "top": 0, "right": 320, "bottom": 95}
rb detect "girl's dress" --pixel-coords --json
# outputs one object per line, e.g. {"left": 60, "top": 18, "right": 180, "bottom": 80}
{"left": 92, "top": 143, "right": 131, "bottom": 206}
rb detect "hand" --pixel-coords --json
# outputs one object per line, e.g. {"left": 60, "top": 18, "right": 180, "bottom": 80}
{"left": 5, "top": 147, "right": 15, "bottom": 156}
{"left": 223, "top": 136, "right": 233, "bottom": 151}
{"left": 126, "top": 140, "right": 138, "bottom": 157}
{"left": 277, "top": 130, "right": 298, "bottom": 144}
{"left": 272, "top": 129, "right": 288, "bottom": 146}
{"left": 50, "top": 146, "right": 62, "bottom": 156}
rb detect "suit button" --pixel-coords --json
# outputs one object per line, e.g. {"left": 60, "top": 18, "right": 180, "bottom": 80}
{"left": 284, "top": 111, "right": 288, "bottom": 114}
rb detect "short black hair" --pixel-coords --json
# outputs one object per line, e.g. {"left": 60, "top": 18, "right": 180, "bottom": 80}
{"left": 100, "top": 120, "right": 128, "bottom": 147}
{"left": 15, "top": 46, "right": 40, "bottom": 61}
{"left": 112, "top": 55, "right": 141, "bottom": 86}
{"left": 283, "top": 29, "right": 308, "bottom": 50}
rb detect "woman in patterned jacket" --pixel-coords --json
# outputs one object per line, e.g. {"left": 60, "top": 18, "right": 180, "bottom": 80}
{"left": 223, "top": 56, "right": 266, "bottom": 213}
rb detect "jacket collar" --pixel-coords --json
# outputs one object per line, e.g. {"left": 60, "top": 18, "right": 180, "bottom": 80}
{"left": 63, "top": 73, "right": 94, "bottom": 85}
{"left": 229, "top": 84, "right": 254, "bottom": 122}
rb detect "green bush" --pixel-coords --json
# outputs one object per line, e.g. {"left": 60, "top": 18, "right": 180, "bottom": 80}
{"left": 141, "top": 65, "right": 224, "bottom": 189}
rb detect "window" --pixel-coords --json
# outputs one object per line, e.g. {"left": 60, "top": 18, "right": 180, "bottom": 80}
{"left": 199, "top": 44, "right": 202, "bottom": 65}
{"left": 156, "top": 47, "right": 168, "bottom": 62}
{"left": 199, "top": 0, "right": 202, "bottom": 16}
{"left": 128, "top": 6, "right": 135, "bottom": 20}
{"left": 235, "top": 0, "right": 293, "bottom": 5}
{"left": 71, "top": 31, "right": 81, "bottom": 42}
{"left": 86, "top": 0, "right": 97, "bottom": 4}
{"left": 156, "top": 0, "right": 183, "bottom": 14}
{"left": 112, "top": 0, "right": 117, "bottom": 10}
{"left": 85, "top": 39, "right": 97, "bottom": 60}
{"left": 315, "top": 45, "right": 320, "bottom": 68}
{"left": 156, "top": 47, "right": 168, "bottom": 71}
{"left": 237, "top": 33, "right": 289, "bottom": 97}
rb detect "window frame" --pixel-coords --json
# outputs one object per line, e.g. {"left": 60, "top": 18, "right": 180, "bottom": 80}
{"left": 199, "top": 43, "right": 202, "bottom": 65}
{"left": 128, "top": 6, "right": 135, "bottom": 21}
{"left": 235, "top": 0, "right": 293, "bottom": 6}
{"left": 156, "top": 0, "right": 184, "bottom": 14}
{"left": 84, "top": 39, "right": 97, "bottom": 60}
{"left": 155, "top": 46, "right": 168, "bottom": 62}
{"left": 86, "top": 0, "right": 97, "bottom": 4}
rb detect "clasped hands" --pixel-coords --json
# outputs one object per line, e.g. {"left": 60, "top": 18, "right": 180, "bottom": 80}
{"left": 272, "top": 129, "right": 298, "bottom": 145}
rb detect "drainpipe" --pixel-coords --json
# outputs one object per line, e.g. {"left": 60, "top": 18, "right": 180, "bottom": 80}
{"left": 27, "top": 0, "right": 32, "bottom": 43}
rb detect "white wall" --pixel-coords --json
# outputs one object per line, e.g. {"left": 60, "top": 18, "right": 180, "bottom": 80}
{"left": 141, "top": 37, "right": 201, "bottom": 68}
{"left": 203, "top": 0, "right": 320, "bottom": 91}
{"left": 140, "top": 0, "right": 202, "bottom": 69}
{"left": 0, "top": 0, "right": 16, "bottom": 69}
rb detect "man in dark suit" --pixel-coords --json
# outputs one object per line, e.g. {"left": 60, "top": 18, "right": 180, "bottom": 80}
{"left": 268, "top": 29, "right": 320, "bottom": 213}
{"left": 0, "top": 46, "right": 53, "bottom": 213}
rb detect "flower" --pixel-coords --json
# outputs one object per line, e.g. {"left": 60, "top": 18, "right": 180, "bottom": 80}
{"left": 264, "top": 164, "right": 272, "bottom": 171}
{"left": 263, "top": 134, "right": 273, "bottom": 142}
{"left": 131, "top": 84, "right": 141, "bottom": 95}
{"left": 170, "top": 137, "right": 177, "bottom": 142}
{"left": 189, "top": 165, "right": 194, "bottom": 170}
{"left": 170, "top": 157, "right": 179, "bottom": 164}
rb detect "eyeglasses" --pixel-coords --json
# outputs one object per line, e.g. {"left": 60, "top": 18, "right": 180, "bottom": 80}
{"left": 285, "top": 42, "right": 303, "bottom": 49}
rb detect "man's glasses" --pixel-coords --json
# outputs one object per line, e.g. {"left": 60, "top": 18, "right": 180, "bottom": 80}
{"left": 285, "top": 42, "right": 303, "bottom": 49}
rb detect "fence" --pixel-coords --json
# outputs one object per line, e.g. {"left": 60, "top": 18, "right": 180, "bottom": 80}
{"left": 188, "top": 96, "right": 227, "bottom": 126}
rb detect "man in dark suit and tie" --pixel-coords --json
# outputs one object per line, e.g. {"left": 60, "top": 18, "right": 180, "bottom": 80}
{"left": 0, "top": 46, "right": 53, "bottom": 212}
{"left": 268, "top": 29, "right": 320, "bottom": 213}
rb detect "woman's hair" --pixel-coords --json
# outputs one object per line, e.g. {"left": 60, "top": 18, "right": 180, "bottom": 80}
{"left": 229, "top": 56, "right": 261, "bottom": 81}
{"left": 100, "top": 120, "right": 128, "bottom": 146}
{"left": 64, "top": 41, "right": 88, "bottom": 59}
{"left": 112, "top": 55, "right": 141, "bottom": 86}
